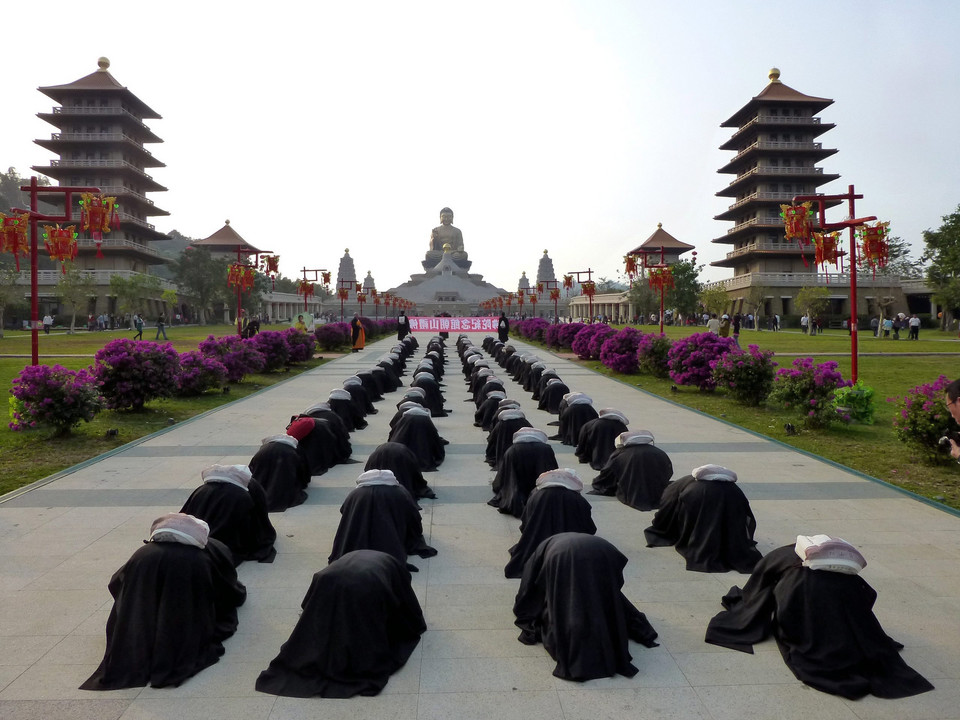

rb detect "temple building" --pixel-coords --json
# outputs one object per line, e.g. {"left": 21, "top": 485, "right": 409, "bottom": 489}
{"left": 706, "top": 68, "right": 928, "bottom": 322}
{"left": 31, "top": 58, "right": 175, "bottom": 318}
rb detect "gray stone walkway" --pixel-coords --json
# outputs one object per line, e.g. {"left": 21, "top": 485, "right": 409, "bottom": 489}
{"left": 1, "top": 333, "right": 958, "bottom": 720}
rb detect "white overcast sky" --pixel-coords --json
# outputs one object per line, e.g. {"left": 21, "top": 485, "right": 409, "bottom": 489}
{"left": 3, "top": 0, "right": 958, "bottom": 291}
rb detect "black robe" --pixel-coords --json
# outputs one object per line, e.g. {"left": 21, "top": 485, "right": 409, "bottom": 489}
{"left": 80, "top": 539, "right": 246, "bottom": 690}
{"left": 488, "top": 441, "right": 559, "bottom": 517}
{"left": 256, "top": 551, "right": 425, "bottom": 698}
{"left": 389, "top": 413, "right": 446, "bottom": 471}
{"left": 504, "top": 487, "right": 596, "bottom": 578}
{"left": 344, "top": 382, "right": 376, "bottom": 416}
{"left": 556, "top": 403, "right": 599, "bottom": 446}
{"left": 498, "top": 316, "right": 509, "bottom": 342}
{"left": 365, "top": 442, "right": 437, "bottom": 499}
{"left": 180, "top": 480, "right": 278, "bottom": 564}
{"left": 328, "top": 396, "right": 367, "bottom": 431}
{"left": 356, "top": 371, "right": 384, "bottom": 402}
{"left": 537, "top": 381, "right": 570, "bottom": 414}
{"left": 643, "top": 476, "right": 762, "bottom": 573}
{"left": 485, "top": 416, "right": 534, "bottom": 467}
{"left": 705, "top": 545, "right": 934, "bottom": 700}
{"left": 590, "top": 443, "right": 673, "bottom": 511}
{"left": 513, "top": 533, "right": 659, "bottom": 681}
{"left": 293, "top": 418, "right": 347, "bottom": 475}
{"left": 248, "top": 440, "right": 311, "bottom": 512}
{"left": 411, "top": 375, "right": 447, "bottom": 417}
{"left": 475, "top": 395, "right": 507, "bottom": 431}
{"left": 328, "top": 484, "right": 437, "bottom": 567}
{"left": 575, "top": 416, "right": 628, "bottom": 471}
{"left": 301, "top": 409, "right": 352, "bottom": 462}
{"left": 397, "top": 315, "right": 410, "bottom": 340}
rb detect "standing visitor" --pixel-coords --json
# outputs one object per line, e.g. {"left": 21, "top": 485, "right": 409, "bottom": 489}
{"left": 732, "top": 313, "right": 741, "bottom": 347}
{"left": 909, "top": 314, "right": 921, "bottom": 340}
{"left": 718, "top": 314, "right": 731, "bottom": 338}
{"left": 294, "top": 315, "right": 307, "bottom": 333}
{"left": 42, "top": 313, "right": 53, "bottom": 334}
{"left": 397, "top": 310, "right": 410, "bottom": 340}
{"left": 155, "top": 311, "right": 168, "bottom": 341}
{"left": 800, "top": 314, "right": 808, "bottom": 334}
{"left": 706, "top": 313, "right": 720, "bottom": 334}
{"left": 351, "top": 313, "right": 365, "bottom": 353}
{"left": 133, "top": 313, "right": 144, "bottom": 340}
{"left": 498, "top": 312, "right": 510, "bottom": 342}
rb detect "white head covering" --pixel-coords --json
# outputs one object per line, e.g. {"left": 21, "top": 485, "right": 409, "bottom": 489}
{"left": 149, "top": 513, "right": 210, "bottom": 548}
{"left": 513, "top": 428, "right": 549, "bottom": 444}
{"left": 328, "top": 389, "right": 352, "bottom": 401}
{"left": 414, "top": 371, "right": 435, "bottom": 382}
{"left": 692, "top": 464, "right": 737, "bottom": 482}
{"left": 305, "top": 402, "right": 331, "bottom": 414}
{"left": 398, "top": 401, "right": 422, "bottom": 412}
{"left": 403, "top": 406, "right": 432, "bottom": 417}
{"left": 261, "top": 434, "right": 298, "bottom": 449}
{"left": 795, "top": 534, "right": 867, "bottom": 574}
{"left": 598, "top": 408, "right": 629, "bottom": 425}
{"left": 485, "top": 390, "right": 507, "bottom": 401}
{"left": 535, "top": 468, "right": 584, "bottom": 492}
{"left": 476, "top": 368, "right": 493, "bottom": 379}
{"left": 403, "top": 387, "right": 426, "bottom": 398}
{"left": 343, "top": 376, "right": 362, "bottom": 387}
{"left": 563, "top": 392, "right": 592, "bottom": 406}
{"left": 467, "top": 354, "right": 482, "bottom": 365}
{"left": 498, "top": 398, "right": 520, "bottom": 409}
{"left": 616, "top": 430, "right": 655, "bottom": 448}
{"left": 532, "top": 361, "right": 546, "bottom": 371}
{"left": 484, "top": 376, "right": 502, "bottom": 384}
{"left": 497, "top": 408, "right": 525, "bottom": 421}
{"left": 201, "top": 464, "right": 252, "bottom": 490}
{"left": 356, "top": 469, "right": 400, "bottom": 487}
{"left": 546, "top": 378, "right": 564, "bottom": 387}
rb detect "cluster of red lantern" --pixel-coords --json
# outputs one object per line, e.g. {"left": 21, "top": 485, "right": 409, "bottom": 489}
{"left": 42, "top": 224, "right": 79, "bottom": 273}
{"left": 78, "top": 193, "right": 120, "bottom": 257}
{"left": 780, "top": 202, "right": 815, "bottom": 245}
{"left": 228, "top": 263, "right": 257, "bottom": 292}
{"left": 647, "top": 267, "right": 675, "bottom": 292}
{"left": 623, "top": 253, "right": 639, "bottom": 281}
{"left": 859, "top": 221, "right": 890, "bottom": 276}
{"left": 337, "top": 287, "right": 349, "bottom": 301}
{"left": 812, "top": 231, "right": 843, "bottom": 273}
{"left": 321, "top": 271, "right": 331, "bottom": 287}
{"left": 581, "top": 281, "right": 596, "bottom": 298}
{"left": 562, "top": 275, "right": 573, "bottom": 296}
{"left": 0, "top": 211, "right": 30, "bottom": 271}
{"left": 260, "top": 255, "right": 280, "bottom": 289}
{"left": 297, "top": 278, "right": 316, "bottom": 298}
{"left": 549, "top": 287, "right": 561, "bottom": 301}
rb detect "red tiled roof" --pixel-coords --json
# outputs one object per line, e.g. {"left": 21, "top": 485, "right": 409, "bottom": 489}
{"left": 193, "top": 221, "right": 264, "bottom": 254}
{"left": 629, "top": 224, "right": 694, "bottom": 255}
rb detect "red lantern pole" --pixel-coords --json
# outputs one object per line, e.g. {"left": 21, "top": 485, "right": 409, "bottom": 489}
{"left": 567, "top": 269, "right": 594, "bottom": 322}
{"left": 791, "top": 184, "right": 876, "bottom": 384}
{"left": 300, "top": 267, "right": 328, "bottom": 315}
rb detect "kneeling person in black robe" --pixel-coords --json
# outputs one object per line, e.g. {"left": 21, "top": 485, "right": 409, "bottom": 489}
{"left": 513, "top": 533, "right": 659, "bottom": 682}
{"left": 365, "top": 441, "right": 437, "bottom": 499}
{"left": 590, "top": 430, "right": 673, "bottom": 511}
{"left": 504, "top": 469, "right": 596, "bottom": 578}
{"left": 180, "top": 464, "right": 277, "bottom": 564}
{"left": 81, "top": 513, "right": 246, "bottom": 690}
{"left": 248, "top": 434, "right": 310, "bottom": 512}
{"left": 705, "top": 536, "right": 934, "bottom": 700}
{"left": 488, "top": 428, "right": 558, "bottom": 517}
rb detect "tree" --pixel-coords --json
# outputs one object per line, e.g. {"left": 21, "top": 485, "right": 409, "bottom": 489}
{"left": 626, "top": 281, "right": 658, "bottom": 323}
{"left": 744, "top": 285, "right": 769, "bottom": 331}
{"left": 699, "top": 286, "right": 730, "bottom": 317}
{"left": 664, "top": 259, "right": 701, "bottom": 319}
{"left": 0, "top": 167, "right": 51, "bottom": 214}
{"left": 110, "top": 273, "right": 162, "bottom": 322}
{"left": 171, "top": 246, "right": 230, "bottom": 325}
{"left": 596, "top": 276, "right": 627, "bottom": 293}
{"left": 0, "top": 262, "right": 21, "bottom": 338}
{"left": 795, "top": 286, "right": 830, "bottom": 335}
{"left": 57, "top": 266, "right": 98, "bottom": 333}
{"left": 922, "top": 206, "right": 960, "bottom": 328}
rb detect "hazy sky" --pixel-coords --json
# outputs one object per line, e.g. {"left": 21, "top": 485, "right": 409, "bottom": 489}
{"left": 3, "top": 0, "right": 958, "bottom": 292}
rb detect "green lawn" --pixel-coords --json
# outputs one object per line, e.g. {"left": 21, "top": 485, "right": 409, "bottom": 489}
{"left": 0, "top": 324, "right": 329, "bottom": 496}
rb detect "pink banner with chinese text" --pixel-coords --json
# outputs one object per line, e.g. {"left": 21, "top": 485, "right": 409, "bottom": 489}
{"left": 408, "top": 316, "right": 498, "bottom": 333}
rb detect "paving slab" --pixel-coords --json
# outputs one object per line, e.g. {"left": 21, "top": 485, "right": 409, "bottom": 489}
{"left": 1, "top": 333, "right": 958, "bottom": 720}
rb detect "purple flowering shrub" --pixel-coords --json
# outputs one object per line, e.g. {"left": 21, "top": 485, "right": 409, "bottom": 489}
{"left": 176, "top": 351, "right": 228, "bottom": 396}
{"left": 198, "top": 335, "right": 266, "bottom": 383}
{"left": 711, "top": 344, "right": 777, "bottom": 406}
{"left": 599, "top": 327, "right": 643, "bottom": 374}
{"left": 587, "top": 324, "right": 616, "bottom": 359}
{"left": 571, "top": 324, "right": 615, "bottom": 360}
{"left": 358, "top": 316, "right": 376, "bottom": 339}
{"left": 556, "top": 322, "right": 586, "bottom": 349}
{"left": 283, "top": 327, "right": 316, "bottom": 363}
{"left": 888, "top": 375, "right": 953, "bottom": 462}
{"left": 517, "top": 317, "right": 550, "bottom": 342}
{"left": 635, "top": 333, "right": 673, "bottom": 378}
{"left": 94, "top": 339, "right": 181, "bottom": 410}
{"left": 9, "top": 364, "right": 104, "bottom": 434}
{"left": 543, "top": 324, "right": 562, "bottom": 349}
{"left": 250, "top": 330, "right": 290, "bottom": 372}
{"left": 314, "top": 322, "right": 351, "bottom": 351}
{"left": 769, "top": 357, "right": 852, "bottom": 428}
{"left": 667, "top": 332, "right": 738, "bottom": 391}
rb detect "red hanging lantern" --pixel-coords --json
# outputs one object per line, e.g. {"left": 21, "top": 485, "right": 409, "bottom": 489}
{"left": 528, "top": 293, "right": 538, "bottom": 308}
{"left": 517, "top": 293, "right": 525, "bottom": 308}
{"left": 581, "top": 281, "right": 596, "bottom": 298}
{"left": 536, "top": 282, "right": 544, "bottom": 295}
{"left": 0, "top": 211, "right": 30, "bottom": 271}
{"left": 505, "top": 293, "right": 513, "bottom": 308}
{"left": 647, "top": 267, "right": 674, "bottom": 292}
{"left": 42, "top": 224, "right": 79, "bottom": 273}
{"left": 550, "top": 287, "right": 561, "bottom": 301}
{"left": 356, "top": 292, "right": 366, "bottom": 304}
{"left": 812, "top": 231, "right": 842, "bottom": 272}
{"left": 228, "top": 263, "right": 256, "bottom": 292}
{"left": 498, "top": 296, "right": 504, "bottom": 308}
{"left": 355, "top": 282, "right": 363, "bottom": 293}
{"left": 321, "top": 271, "right": 331, "bottom": 287}
{"left": 297, "top": 278, "right": 316, "bottom": 298}
{"left": 780, "top": 202, "right": 815, "bottom": 244}
{"left": 260, "top": 255, "right": 280, "bottom": 289}
{"left": 79, "top": 193, "right": 120, "bottom": 257}
{"left": 859, "top": 221, "right": 890, "bottom": 277}
{"left": 624, "top": 254, "right": 638, "bottom": 279}
{"left": 563, "top": 274, "right": 574, "bottom": 296}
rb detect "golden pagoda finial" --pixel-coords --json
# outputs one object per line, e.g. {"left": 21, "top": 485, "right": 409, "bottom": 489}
{"left": 543, "top": 249, "right": 548, "bottom": 255}
{"left": 657, "top": 222, "right": 662, "bottom": 228}
{"left": 768, "top": 68, "right": 781, "bottom": 83}
{"left": 224, "top": 219, "right": 230, "bottom": 225}
{"left": 344, "top": 248, "right": 350, "bottom": 254}
{"left": 97, "top": 57, "right": 110, "bottom": 71}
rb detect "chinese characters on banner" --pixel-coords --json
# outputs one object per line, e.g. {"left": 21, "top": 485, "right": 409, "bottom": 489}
{"left": 408, "top": 316, "right": 498, "bottom": 332}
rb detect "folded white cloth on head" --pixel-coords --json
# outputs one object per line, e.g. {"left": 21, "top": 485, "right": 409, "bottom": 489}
{"left": 563, "top": 392, "right": 592, "bottom": 406}
{"left": 497, "top": 409, "right": 525, "bottom": 421}
{"left": 328, "top": 389, "right": 352, "bottom": 401}
{"left": 513, "top": 428, "right": 548, "bottom": 444}
{"left": 262, "top": 434, "right": 298, "bottom": 449}
{"left": 795, "top": 534, "right": 867, "bottom": 574}
{"left": 403, "top": 406, "right": 432, "bottom": 417}
{"left": 149, "top": 513, "right": 210, "bottom": 548}
{"left": 356, "top": 469, "right": 399, "bottom": 487}
{"left": 485, "top": 390, "right": 507, "bottom": 400}
{"left": 535, "top": 468, "right": 583, "bottom": 493}
{"left": 343, "top": 377, "right": 362, "bottom": 387}
{"left": 403, "top": 387, "right": 427, "bottom": 398}
{"left": 616, "top": 430, "right": 655, "bottom": 448}
{"left": 692, "top": 464, "right": 737, "bottom": 482}
{"left": 201, "top": 464, "right": 252, "bottom": 490}
{"left": 305, "top": 402, "right": 331, "bottom": 414}
{"left": 598, "top": 409, "right": 629, "bottom": 425}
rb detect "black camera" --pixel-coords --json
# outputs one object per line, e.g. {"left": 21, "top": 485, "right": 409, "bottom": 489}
{"left": 937, "top": 430, "right": 960, "bottom": 452}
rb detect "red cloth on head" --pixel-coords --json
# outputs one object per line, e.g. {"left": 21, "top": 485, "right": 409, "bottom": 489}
{"left": 286, "top": 417, "right": 315, "bottom": 441}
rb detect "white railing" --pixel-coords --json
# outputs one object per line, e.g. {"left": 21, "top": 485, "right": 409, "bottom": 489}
{"left": 729, "top": 114, "right": 822, "bottom": 141}
{"left": 724, "top": 191, "right": 799, "bottom": 212}
{"left": 116, "top": 212, "right": 156, "bottom": 231}
{"left": 95, "top": 186, "right": 156, "bottom": 206}
{"left": 15, "top": 269, "right": 176, "bottom": 290}
{"left": 75, "top": 237, "right": 166, "bottom": 256}
{"left": 49, "top": 132, "right": 150, "bottom": 153}
{"left": 726, "top": 217, "right": 786, "bottom": 235}
{"left": 48, "top": 159, "right": 154, "bottom": 180}
{"left": 729, "top": 166, "right": 824, "bottom": 186}
{"left": 702, "top": 272, "right": 926, "bottom": 292}
{"left": 50, "top": 105, "right": 151, "bottom": 131}
{"left": 724, "top": 242, "right": 803, "bottom": 258}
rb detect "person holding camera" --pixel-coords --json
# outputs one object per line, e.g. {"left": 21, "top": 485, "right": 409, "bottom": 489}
{"left": 944, "top": 379, "right": 960, "bottom": 460}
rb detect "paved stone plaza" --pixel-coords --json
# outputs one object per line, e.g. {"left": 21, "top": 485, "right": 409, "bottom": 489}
{"left": 1, "top": 334, "right": 958, "bottom": 720}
